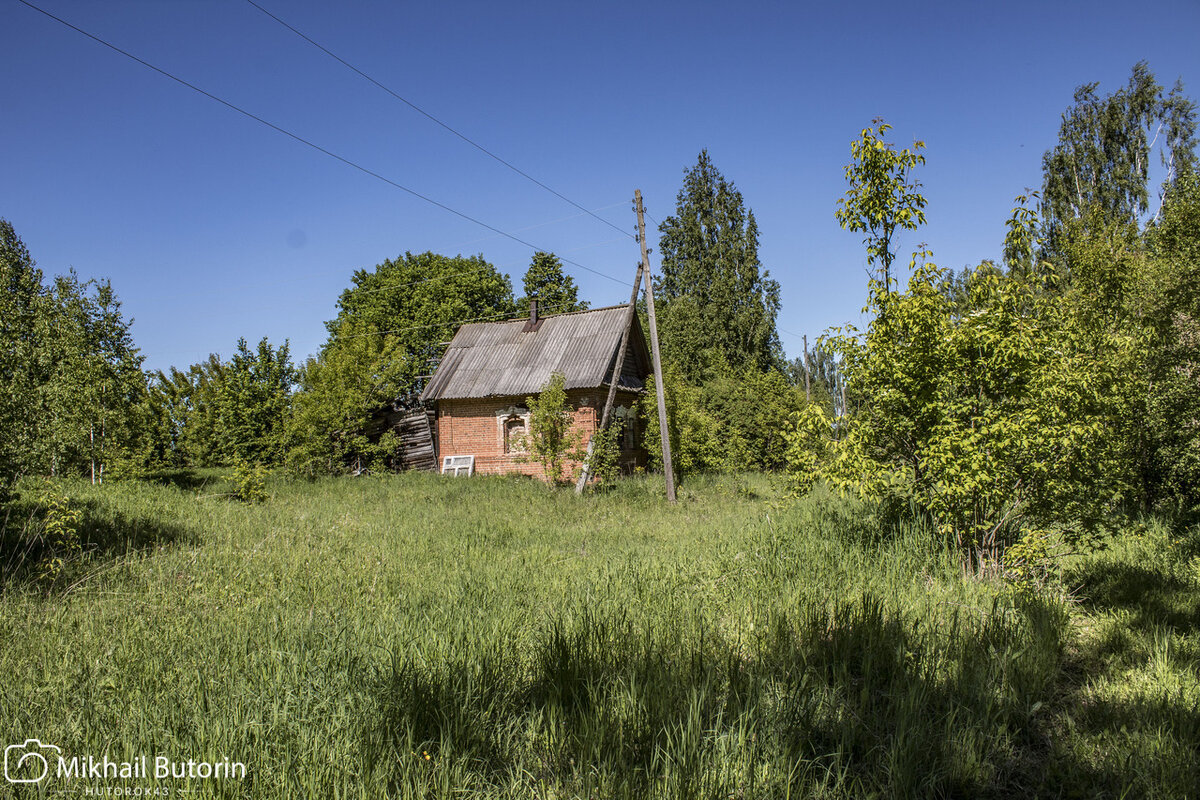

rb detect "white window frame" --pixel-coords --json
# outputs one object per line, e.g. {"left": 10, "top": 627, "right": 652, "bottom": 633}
{"left": 442, "top": 455, "right": 475, "bottom": 476}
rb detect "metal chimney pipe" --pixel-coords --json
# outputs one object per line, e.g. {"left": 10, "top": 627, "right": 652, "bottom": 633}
{"left": 529, "top": 294, "right": 538, "bottom": 326}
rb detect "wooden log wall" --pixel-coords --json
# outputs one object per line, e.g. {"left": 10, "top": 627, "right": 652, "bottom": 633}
{"left": 394, "top": 409, "right": 437, "bottom": 472}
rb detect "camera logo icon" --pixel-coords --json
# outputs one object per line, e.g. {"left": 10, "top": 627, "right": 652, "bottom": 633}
{"left": 5, "top": 739, "right": 61, "bottom": 784}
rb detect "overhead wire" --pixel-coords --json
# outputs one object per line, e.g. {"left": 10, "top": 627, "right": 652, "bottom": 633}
{"left": 449, "top": 201, "right": 628, "bottom": 250}
{"left": 14, "top": 0, "right": 628, "bottom": 289}
{"left": 18, "top": 1, "right": 805, "bottom": 352}
{"left": 242, "top": 0, "right": 633, "bottom": 241}
{"left": 642, "top": 203, "right": 802, "bottom": 342}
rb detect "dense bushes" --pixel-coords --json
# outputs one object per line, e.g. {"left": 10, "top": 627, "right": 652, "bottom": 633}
{"left": 788, "top": 176, "right": 1200, "bottom": 563}
{"left": 789, "top": 252, "right": 1133, "bottom": 559}
{"left": 641, "top": 360, "right": 806, "bottom": 477}
{"left": 0, "top": 220, "right": 150, "bottom": 490}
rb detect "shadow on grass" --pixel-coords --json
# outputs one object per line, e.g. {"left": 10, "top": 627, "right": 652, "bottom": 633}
{"left": 1050, "top": 533, "right": 1200, "bottom": 798}
{"left": 1, "top": 495, "right": 195, "bottom": 589}
{"left": 362, "top": 591, "right": 1185, "bottom": 798}
{"left": 137, "top": 468, "right": 215, "bottom": 493}
{"left": 1071, "top": 559, "right": 1200, "bottom": 633}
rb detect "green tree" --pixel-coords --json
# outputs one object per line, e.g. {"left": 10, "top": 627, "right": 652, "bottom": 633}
{"left": 0, "top": 221, "right": 151, "bottom": 486}
{"left": 699, "top": 362, "right": 804, "bottom": 471}
{"left": 517, "top": 252, "right": 587, "bottom": 315}
{"left": 214, "top": 337, "right": 295, "bottom": 466}
{"left": 1041, "top": 62, "right": 1197, "bottom": 252}
{"left": 328, "top": 251, "right": 515, "bottom": 399}
{"left": 807, "top": 254, "right": 1132, "bottom": 561}
{"left": 523, "top": 372, "right": 583, "bottom": 483}
{"left": 640, "top": 366, "right": 727, "bottom": 477}
{"left": 147, "top": 365, "right": 203, "bottom": 467}
{"left": 1139, "top": 169, "right": 1200, "bottom": 512}
{"left": 287, "top": 251, "right": 514, "bottom": 477}
{"left": 835, "top": 120, "right": 928, "bottom": 292}
{"left": 161, "top": 356, "right": 228, "bottom": 467}
{"left": 0, "top": 219, "right": 46, "bottom": 495}
{"left": 287, "top": 324, "right": 407, "bottom": 478}
{"left": 657, "top": 151, "right": 782, "bottom": 379}
{"left": 35, "top": 271, "right": 147, "bottom": 482}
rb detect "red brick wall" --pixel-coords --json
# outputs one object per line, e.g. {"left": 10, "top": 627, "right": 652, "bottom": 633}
{"left": 436, "top": 390, "right": 642, "bottom": 480}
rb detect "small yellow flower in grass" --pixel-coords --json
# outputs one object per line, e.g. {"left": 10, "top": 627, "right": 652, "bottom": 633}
{"left": 423, "top": 751, "right": 431, "bottom": 761}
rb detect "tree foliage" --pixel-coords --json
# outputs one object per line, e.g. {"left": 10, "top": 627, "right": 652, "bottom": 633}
{"left": 214, "top": 337, "right": 295, "bottom": 466}
{"left": 641, "top": 360, "right": 804, "bottom": 477}
{"left": 0, "top": 219, "right": 45, "bottom": 496}
{"left": 43, "top": 272, "right": 148, "bottom": 482}
{"left": 146, "top": 357, "right": 226, "bottom": 468}
{"left": 328, "top": 251, "right": 515, "bottom": 400}
{"left": 144, "top": 341, "right": 293, "bottom": 470}
{"left": 657, "top": 151, "right": 782, "bottom": 379}
{"left": 283, "top": 252, "right": 514, "bottom": 477}
{"left": 0, "top": 220, "right": 148, "bottom": 487}
{"left": 1041, "top": 62, "right": 1197, "bottom": 246}
{"left": 798, "top": 253, "right": 1134, "bottom": 559}
{"left": 790, "top": 106, "right": 1195, "bottom": 563}
{"left": 287, "top": 324, "right": 406, "bottom": 478}
{"left": 517, "top": 252, "right": 587, "bottom": 316}
{"left": 523, "top": 372, "right": 583, "bottom": 483}
{"left": 1139, "top": 169, "right": 1200, "bottom": 512}
{"left": 835, "top": 120, "right": 927, "bottom": 291}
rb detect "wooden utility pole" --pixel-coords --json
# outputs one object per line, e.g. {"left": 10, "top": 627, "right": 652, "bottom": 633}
{"left": 802, "top": 334, "right": 811, "bottom": 403}
{"left": 637, "top": 190, "right": 676, "bottom": 503}
{"left": 575, "top": 258, "right": 643, "bottom": 493}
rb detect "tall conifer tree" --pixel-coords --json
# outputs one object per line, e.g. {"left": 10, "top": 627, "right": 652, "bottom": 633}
{"left": 517, "top": 252, "right": 587, "bottom": 315}
{"left": 656, "top": 151, "right": 781, "bottom": 380}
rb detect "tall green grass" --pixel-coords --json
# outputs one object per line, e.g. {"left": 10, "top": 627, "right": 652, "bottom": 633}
{"left": 1, "top": 473, "right": 1196, "bottom": 798}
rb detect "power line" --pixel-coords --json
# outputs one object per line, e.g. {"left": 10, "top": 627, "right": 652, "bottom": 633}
{"left": 639, "top": 202, "right": 802, "bottom": 342}
{"left": 15, "top": 0, "right": 627, "bottom": 289}
{"left": 451, "top": 201, "right": 627, "bottom": 249}
{"left": 242, "top": 0, "right": 633, "bottom": 242}
{"left": 215, "top": 203, "right": 629, "bottom": 299}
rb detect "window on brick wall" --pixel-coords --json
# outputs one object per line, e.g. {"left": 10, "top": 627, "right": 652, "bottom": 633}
{"left": 504, "top": 415, "right": 527, "bottom": 454}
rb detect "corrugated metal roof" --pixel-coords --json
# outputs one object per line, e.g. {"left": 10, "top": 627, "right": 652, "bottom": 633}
{"left": 420, "top": 305, "right": 650, "bottom": 401}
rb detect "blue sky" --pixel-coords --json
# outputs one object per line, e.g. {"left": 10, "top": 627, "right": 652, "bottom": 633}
{"left": 4, "top": 0, "right": 1199, "bottom": 372}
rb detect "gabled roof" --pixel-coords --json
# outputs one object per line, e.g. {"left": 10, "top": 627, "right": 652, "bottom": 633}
{"left": 420, "top": 305, "right": 651, "bottom": 402}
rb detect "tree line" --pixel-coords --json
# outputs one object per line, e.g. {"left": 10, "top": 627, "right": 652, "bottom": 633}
{"left": 0, "top": 238, "right": 591, "bottom": 492}
{"left": 2, "top": 62, "right": 1196, "bottom": 567}
{"left": 788, "top": 62, "right": 1200, "bottom": 568}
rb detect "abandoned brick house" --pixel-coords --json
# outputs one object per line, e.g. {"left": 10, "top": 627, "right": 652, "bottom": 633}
{"left": 419, "top": 300, "right": 652, "bottom": 478}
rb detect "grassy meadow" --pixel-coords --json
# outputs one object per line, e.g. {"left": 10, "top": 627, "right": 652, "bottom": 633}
{"left": 1, "top": 472, "right": 1198, "bottom": 798}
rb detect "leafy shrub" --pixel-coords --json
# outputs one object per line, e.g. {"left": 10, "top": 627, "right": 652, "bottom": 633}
{"left": 798, "top": 253, "right": 1132, "bottom": 564}
{"left": 1003, "top": 528, "right": 1070, "bottom": 590}
{"left": 784, "top": 403, "right": 836, "bottom": 493}
{"left": 36, "top": 482, "right": 82, "bottom": 585}
{"left": 640, "top": 367, "right": 732, "bottom": 476}
{"left": 641, "top": 357, "right": 805, "bottom": 478}
{"left": 231, "top": 459, "right": 269, "bottom": 503}
{"left": 583, "top": 419, "right": 622, "bottom": 488}
{"left": 523, "top": 372, "right": 584, "bottom": 483}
